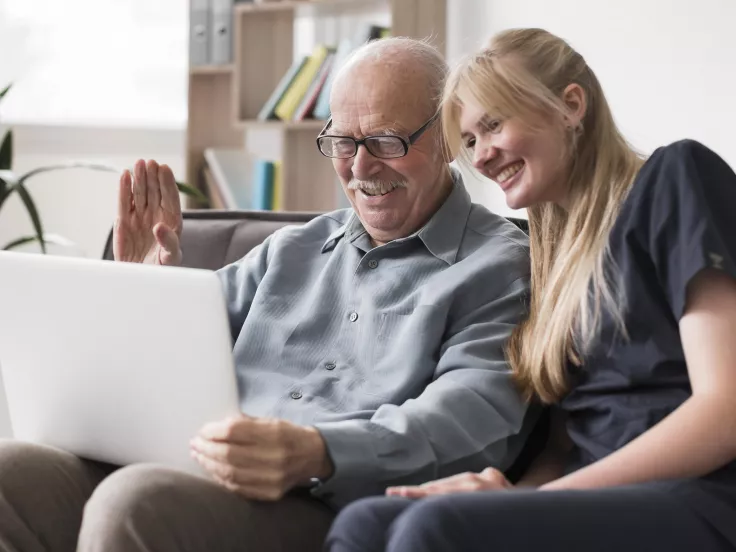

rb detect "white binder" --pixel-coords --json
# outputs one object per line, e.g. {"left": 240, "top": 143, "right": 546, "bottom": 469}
{"left": 210, "top": 0, "right": 234, "bottom": 65}
{"left": 189, "top": 0, "right": 211, "bottom": 66}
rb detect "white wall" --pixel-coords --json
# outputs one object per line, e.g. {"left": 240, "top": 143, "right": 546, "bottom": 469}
{"left": 452, "top": 0, "right": 736, "bottom": 218}
{"left": 446, "top": 0, "right": 523, "bottom": 217}
{"left": 0, "top": 0, "right": 188, "bottom": 128}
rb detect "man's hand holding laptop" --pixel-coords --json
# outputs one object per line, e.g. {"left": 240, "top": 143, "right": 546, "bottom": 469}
{"left": 190, "top": 415, "right": 334, "bottom": 500}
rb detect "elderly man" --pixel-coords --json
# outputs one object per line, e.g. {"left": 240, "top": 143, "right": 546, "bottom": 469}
{"left": 0, "top": 38, "right": 532, "bottom": 552}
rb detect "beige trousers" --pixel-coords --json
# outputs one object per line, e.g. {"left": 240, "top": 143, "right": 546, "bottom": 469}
{"left": 0, "top": 439, "right": 335, "bottom": 552}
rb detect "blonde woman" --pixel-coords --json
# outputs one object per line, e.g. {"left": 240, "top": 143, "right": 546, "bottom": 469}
{"left": 325, "top": 28, "right": 736, "bottom": 552}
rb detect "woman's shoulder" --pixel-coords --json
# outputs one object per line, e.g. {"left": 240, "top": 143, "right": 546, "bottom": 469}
{"left": 634, "top": 139, "right": 731, "bottom": 195}
{"left": 621, "top": 139, "right": 734, "bottom": 222}
{"left": 647, "top": 138, "right": 718, "bottom": 162}
{"left": 612, "top": 139, "right": 736, "bottom": 320}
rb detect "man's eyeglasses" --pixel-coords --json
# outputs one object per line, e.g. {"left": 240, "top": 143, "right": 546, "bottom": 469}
{"left": 316, "top": 113, "right": 439, "bottom": 160}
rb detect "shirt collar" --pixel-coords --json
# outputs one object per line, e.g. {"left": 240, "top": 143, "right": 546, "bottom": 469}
{"left": 321, "top": 214, "right": 365, "bottom": 253}
{"left": 416, "top": 167, "right": 472, "bottom": 265}
{"left": 321, "top": 168, "right": 472, "bottom": 264}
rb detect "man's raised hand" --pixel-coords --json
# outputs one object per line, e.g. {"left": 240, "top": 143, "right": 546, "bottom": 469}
{"left": 113, "top": 159, "right": 183, "bottom": 266}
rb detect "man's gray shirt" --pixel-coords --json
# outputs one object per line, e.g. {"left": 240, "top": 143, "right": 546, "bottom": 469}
{"left": 216, "top": 173, "right": 531, "bottom": 507}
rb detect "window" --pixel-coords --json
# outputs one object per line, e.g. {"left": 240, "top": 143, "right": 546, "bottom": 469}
{"left": 0, "top": 0, "right": 188, "bottom": 129}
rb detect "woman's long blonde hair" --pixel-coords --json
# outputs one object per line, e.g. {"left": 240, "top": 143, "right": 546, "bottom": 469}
{"left": 442, "top": 29, "right": 644, "bottom": 403}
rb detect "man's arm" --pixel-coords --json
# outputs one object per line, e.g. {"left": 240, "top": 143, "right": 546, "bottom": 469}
{"left": 215, "top": 234, "right": 274, "bottom": 341}
{"left": 312, "top": 273, "right": 532, "bottom": 507}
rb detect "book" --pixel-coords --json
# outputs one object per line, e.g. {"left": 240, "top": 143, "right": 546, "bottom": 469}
{"left": 257, "top": 56, "right": 308, "bottom": 121}
{"left": 203, "top": 166, "right": 227, "bottom": 209}
{"left": 311, "top": 24, "right": 389, "bottom": 120}
{"left": 312, "top": 38, "right": 354, "bottom": 121}
{"left": 366, "top": 24, "right": 390, "bottom": 41}
{"left": 274, "top": 44, "right": 331, "bottom": 121}
{"left": 210, "top": 0, "right": 233, "bottom": 65}
{"left": 292, "top": 53, "right": 335, "bottom": 121}
{"left": 203, "top": 147, "right": 254, "bottom": 209}
{"left": 189, "top": 0, "right": 211, "bottom": 67}
{"left": 271, "top": 160, "right": 283, "bottom": 210}
{"left": 251, "top": 159, "right": 275, "bottom": 210}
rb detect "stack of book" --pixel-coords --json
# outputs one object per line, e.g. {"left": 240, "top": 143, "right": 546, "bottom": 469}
{"left": 203, "top": 149, "right": 283, "bottom": 211}
{"left": 250, "top": 159, "right": 283, "bottom": 211}
{"left": 257, "top": 24, "right": 390, "bottom": 122}
{"left": 190, "top": 0, "right": 243, "bottom": 66}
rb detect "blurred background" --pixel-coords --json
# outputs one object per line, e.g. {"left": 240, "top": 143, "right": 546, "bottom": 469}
{"left": 0, "top": 0, "right": 734, "bottom": 259}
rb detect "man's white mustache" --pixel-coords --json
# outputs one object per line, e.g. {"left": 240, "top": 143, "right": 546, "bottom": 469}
{"left": 348, "top": 179, "right": 407, "bottom": 191}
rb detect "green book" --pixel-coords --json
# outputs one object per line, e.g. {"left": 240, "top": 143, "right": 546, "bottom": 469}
{"left": 257, "top": 57, "right": 308, "bottom": 121}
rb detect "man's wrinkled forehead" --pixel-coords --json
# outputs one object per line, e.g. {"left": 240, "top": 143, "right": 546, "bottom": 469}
{"left": 330, "top": 65, "right": 430, "bottom": 137}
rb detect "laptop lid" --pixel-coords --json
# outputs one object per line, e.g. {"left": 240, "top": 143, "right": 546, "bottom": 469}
{"left": 0, "top": 251, "right": 240, "bottom": 474}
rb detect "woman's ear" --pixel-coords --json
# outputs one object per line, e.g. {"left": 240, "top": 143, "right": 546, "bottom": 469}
{"left": 562, "top": 83, "right": 587, "bottom": 129}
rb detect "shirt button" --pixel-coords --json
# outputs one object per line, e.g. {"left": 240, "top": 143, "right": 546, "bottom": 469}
{"left": 290, "top": 391, "right": 303, "bottom": 400}
{"left": 325, "top": 362, "right": 336, "bottom": 371}
{"left": 349, "top": 312, "right": 359, "bottom": 322}
{"left": 368, "top": 259, "right": 378, "bottom": 269}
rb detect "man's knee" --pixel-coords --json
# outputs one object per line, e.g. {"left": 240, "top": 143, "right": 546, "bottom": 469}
{"left": 80, "top": 464, "right": 334, "bottom": 552}
{"left": 83, "top": 464, "right": 182, "bottom": 525}
{"left": 0, "top": 439, "right": 88, "bottom": 495}
{"left": 0, "top": 440, "right": 105, "bottom": 551}
{"left": 0, "top": 440, "right": 65, "bottom": 510}
{"left": 79, "top": 464, "right": 191, "bottom": 551}
{"left": 0, "top": 439, "right": 62, "bottom": 474}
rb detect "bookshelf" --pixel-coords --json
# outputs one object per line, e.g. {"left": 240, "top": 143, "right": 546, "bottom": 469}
{"left": 186, "top": 0, "right": 448, "bottom": 211}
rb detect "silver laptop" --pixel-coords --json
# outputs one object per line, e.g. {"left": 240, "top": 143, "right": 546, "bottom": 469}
{"left": 0, "top": 251, "right": 240, "bottom": 475}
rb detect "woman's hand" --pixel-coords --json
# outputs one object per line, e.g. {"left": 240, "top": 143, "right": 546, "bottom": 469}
{"left": 386, "top": 467, "right": 513, "bottom": 499}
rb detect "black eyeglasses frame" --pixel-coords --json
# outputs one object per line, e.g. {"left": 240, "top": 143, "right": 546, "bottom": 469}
{"left": 315, "top": 112, "right": 440, "bottom": 159}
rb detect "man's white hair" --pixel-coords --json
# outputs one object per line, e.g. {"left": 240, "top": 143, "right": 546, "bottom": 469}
{"left": 332, "top": 37, "right": 448, "bottom": 116}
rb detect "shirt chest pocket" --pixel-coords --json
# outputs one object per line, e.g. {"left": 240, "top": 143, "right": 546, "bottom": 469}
{"left": 361, "top": 305, "right": 444, "bottom": 399}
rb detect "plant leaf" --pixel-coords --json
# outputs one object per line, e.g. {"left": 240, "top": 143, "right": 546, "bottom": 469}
{"left": 3, "top": 233, "right": 77, "bottom": 251}
{"left": 0, "top": 170, "right": 17, "bottom": 210}
{"left": 0, "top": 130, "right": 13, "bottom": 170}
{"left": 176, "top": 180, "right": 209, "bottom": 205}
{"left": 11, "top": 182, "right": 45, "bottom": 254}
{"left": 17, "top": 161, "right": 120, "bottom": 184}
{"left": 16, "top": 161, "right": 208, "bottom": 204}
{"left": 0, "top": 83, "right": 11, "bottom": 102}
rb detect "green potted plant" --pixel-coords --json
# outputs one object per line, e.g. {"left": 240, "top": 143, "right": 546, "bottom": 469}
{"left": 0, "top": 83, "right": 207, "bottom": 254}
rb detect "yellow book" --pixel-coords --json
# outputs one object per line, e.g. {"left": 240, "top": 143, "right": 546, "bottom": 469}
{"left": 271, "top": 160, "right": 283, "bottom": 211}
{"left": 274, "top": 45, "right": 330, "bottom": 121}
